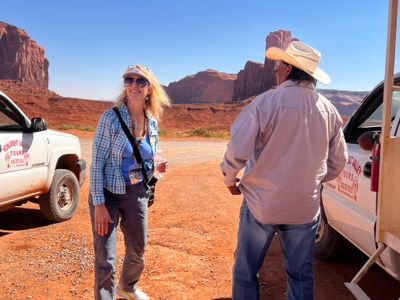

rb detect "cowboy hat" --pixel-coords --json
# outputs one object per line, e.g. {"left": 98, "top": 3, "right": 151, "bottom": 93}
{"left": 266, "top": 40, "right": 331, "bottom": 84}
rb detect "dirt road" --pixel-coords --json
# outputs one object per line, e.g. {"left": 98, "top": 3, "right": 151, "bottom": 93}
{"left": 1, "top": 135, "right": 399, "bottom": 299}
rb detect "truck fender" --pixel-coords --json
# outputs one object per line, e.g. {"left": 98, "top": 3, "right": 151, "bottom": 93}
{"left": 45, "top": 147, "right": 80, "bottom": 190}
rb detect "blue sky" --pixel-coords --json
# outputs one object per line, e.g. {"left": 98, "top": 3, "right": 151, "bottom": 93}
{"left": 0, "top": 1, "right": 396, "bottom": 100}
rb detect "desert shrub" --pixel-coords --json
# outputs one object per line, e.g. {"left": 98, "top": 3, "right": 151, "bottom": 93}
{"left": 58, "top": 124, "right": 95, "bottom": 131}
{"left": 186, "top": 128, "right": 229, "bottom": 139}
{"left": 158, "top": 129, "right": 168, "bottom": 137}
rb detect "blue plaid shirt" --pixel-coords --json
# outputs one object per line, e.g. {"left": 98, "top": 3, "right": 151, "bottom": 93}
{"left": 89, "top": 104, "right": 158, "bottom": 205}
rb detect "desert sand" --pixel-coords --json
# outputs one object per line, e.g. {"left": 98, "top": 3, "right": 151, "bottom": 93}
{"left": 1, "top": 131, "right": 400, "bottom": 299}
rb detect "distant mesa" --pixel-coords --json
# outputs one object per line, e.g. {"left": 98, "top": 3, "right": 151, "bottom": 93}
{"left": 319, "top": 89, "right": 368, "bottom": 116}
{"left": 232, "top": 60, "right": 264, "bottom": 102}
{"left": 0, "top": 22, "right": 367, "bottom": 130}
{"left": 165, "top": 69, "right": 237, "bottom": 104}
{"left": 165, "top": 30, "right": 296, "bottom": 103}
{"left": 233, "top": 29, "right": 296, "bottom": 101}
{"left": 0, "top": 21, "right": 49, "bottom": 89}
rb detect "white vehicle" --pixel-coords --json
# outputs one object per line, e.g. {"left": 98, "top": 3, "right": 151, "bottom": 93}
{"left": 0, "top": 91, "right": 86, "bottom": 222}
{"left": 316, "top": 1, "right": 400, "bottom": 298}
{"left": 315, "top": 73, "right": 400, "bottom": 276}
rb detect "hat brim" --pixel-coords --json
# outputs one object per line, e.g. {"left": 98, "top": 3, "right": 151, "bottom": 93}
{"left": 266, "top": 47, "right": 331, "bottom": 84}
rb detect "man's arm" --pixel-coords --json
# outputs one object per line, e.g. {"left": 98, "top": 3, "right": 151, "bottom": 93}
{"left": 220, "top": 103, "right": 261, "bottom": 193}
{"left": 324, "top": 118, "right": 348, "bottom": 182}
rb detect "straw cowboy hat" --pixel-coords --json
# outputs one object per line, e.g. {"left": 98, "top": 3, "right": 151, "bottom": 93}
{"left": 266, "top": 40, "right": 331, "bottom": 84}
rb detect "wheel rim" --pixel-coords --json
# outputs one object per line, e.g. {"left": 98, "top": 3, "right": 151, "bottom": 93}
{"left": 315, "top": 219, "right": 325, "bottom": 243}
{"left": 57, "top": 182, "right": 73, "bottom": 211}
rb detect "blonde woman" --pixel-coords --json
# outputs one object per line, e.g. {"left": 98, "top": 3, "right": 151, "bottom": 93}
{"left": 89, "top": 65, "right": 171, "bottom": 300}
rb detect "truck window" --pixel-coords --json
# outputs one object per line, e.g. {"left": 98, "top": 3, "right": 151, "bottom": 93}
{"left": 0, "top": 100, "right": 24, "bottom": 131}
{"left": 359, "top": 91, "right": 400, "bottom": 128}
{"left": 346, "top": 88, "right": 400, "bottom": 143}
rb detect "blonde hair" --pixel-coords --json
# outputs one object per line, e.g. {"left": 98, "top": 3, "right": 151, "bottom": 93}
{"left": 114, "top": 65, "right": 171, "bottom": 121}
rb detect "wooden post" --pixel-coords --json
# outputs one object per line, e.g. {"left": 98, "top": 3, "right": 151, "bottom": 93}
{"left": 376, "top": 0, "right": 399, "bottom": 242}
{"left": 345, "top": 2, "right": 400, "bottom": 298}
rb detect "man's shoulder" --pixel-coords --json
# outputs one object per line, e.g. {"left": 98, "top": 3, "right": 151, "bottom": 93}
{"left": 316, "top": 92, "right": 341, "bottom": 115}
{"left": 252, "top": 88, "right": 278, "bottom": 105}
{"left": 317, "top": 92, "right": 336, "bottom": 107}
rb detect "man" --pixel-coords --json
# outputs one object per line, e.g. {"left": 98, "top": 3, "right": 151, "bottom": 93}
{"left": 220, "top": 40, "right": 347, "bottom": 300}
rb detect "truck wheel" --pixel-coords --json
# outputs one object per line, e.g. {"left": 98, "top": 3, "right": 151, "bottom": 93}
{"left": 315, "top": 208, "right": 345, "bottom": 259}
{"left": 39, "top": 169, "right": 80, "bottom": 222}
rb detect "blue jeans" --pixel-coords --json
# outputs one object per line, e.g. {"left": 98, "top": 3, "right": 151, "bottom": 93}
{"left": 89, "top": 185, "right": 149, "bottom": 300}
{"left": 232, "top": 200, "right": 319, "bottom": 300}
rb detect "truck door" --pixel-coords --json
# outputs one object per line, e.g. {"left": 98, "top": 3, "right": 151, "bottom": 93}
{"left": 322, "top": 82, "right": 400, "bottom": 255}
{"left": 0, "top": 96, "right": 48, "bottom": 206}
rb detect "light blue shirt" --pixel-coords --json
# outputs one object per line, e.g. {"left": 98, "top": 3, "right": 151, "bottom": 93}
{"left": 121, "top": 134, "right": 154, "bottom": 185}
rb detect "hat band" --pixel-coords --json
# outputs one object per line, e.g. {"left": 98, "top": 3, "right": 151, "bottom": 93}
{"left": 290, "top": 53, "right": 320, "bottom": 63}
{"left": 287, "top": 53, "right": 319, "bottom": 73}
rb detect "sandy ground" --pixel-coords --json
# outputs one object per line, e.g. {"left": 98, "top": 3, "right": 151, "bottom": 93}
{"left": 1, "top": 132, "right": 400, "bottom": 299}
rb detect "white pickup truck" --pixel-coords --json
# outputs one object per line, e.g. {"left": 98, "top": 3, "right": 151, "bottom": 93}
{"left": 315, "top": 74, "right": 400, "bottom": 281}
{"left": 0, "top": 91, "right": 86, "bottom": 222}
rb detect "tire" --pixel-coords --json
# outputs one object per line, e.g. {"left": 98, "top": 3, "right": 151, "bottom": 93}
{"left": 39, "top": 169, "right": 80, "bottom": 222}
{"left": 315, "top": 207, "right": 345, "bottom": 259}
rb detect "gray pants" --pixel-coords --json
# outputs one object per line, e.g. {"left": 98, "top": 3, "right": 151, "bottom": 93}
{"left": 89, "top": 184, "right": 149, "bottom": 300}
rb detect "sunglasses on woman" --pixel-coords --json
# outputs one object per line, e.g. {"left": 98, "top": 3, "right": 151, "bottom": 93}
{"left": 124, "top": 77, "right": 149, "bottom": 87}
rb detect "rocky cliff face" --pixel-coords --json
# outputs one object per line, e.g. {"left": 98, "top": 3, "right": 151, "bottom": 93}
{"left": 0, "top": 22, "right": 49, "bottom": 88}
{"left": 0, "top": 79, "right": 365, "bottom": 132}
{"left": 319, "top": 89, "right": 367, "bottom": 117}
{"left": 232, "top": 30, "right": 295, "bottom": 101}
{"left": 232, "top": 61, "right": 264, "bottom": 101}
{"left": 165, "top": 69, "right": 237, "bottom": 104}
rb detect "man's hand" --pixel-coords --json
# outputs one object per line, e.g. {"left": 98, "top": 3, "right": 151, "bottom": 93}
{"left": 226, "top": 178, "right": 241, "bottom": 195}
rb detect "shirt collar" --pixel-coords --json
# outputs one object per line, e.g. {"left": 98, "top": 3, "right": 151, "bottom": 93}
{"left": 279, "top": 80, "right": 314, "bottom": 89}
{"left": 119, "top": 102, "right": 154, "bottom": 124}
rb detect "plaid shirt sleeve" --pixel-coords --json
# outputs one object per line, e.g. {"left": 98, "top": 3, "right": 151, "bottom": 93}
{"left": 89, "top": 110, "right": 112, "bottom": 205}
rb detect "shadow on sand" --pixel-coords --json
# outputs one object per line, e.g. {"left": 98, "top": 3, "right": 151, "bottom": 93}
{"left": 0, "top": 207, "right": 51, "bottom": 233}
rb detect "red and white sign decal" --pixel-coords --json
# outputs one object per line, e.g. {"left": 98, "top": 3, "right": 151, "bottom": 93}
{"left": 3, "top": 140, "right": 30, "bottom": 169}
{"left": 336, "top": 156, "right": 361, "bottom": 201}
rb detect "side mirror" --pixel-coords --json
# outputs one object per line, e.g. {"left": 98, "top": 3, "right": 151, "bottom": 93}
{"left": 357, "top": 131, "right": 380, "bottom": 151}
{"left": 30, "top": 117, "right": 47, "bottom": 132}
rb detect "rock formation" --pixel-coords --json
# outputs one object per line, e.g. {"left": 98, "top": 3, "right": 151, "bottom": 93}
{"left": 0, "top": 78, "right": 365, "bottom": 132}
{"left": 232, "top": 61, "right": 264, "bottom": 101}
{"left": 0, "top": 21, "right": 49, "bottom": 88}
{"left": 232, "top": 30, "right": 296, "bottom": 101}
{"left": 319, "top": 89, "right": 367, "bottom": 117}
{"left": 165, "top": 69, "right": 236, "bottom": 104}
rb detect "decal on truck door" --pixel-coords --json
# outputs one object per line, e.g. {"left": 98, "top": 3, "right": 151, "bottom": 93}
{"left": 336, "top": 156, "right": 362, "bottom": 201}
{"left": 3, "top": 139, "right": 30, "bottom": 169}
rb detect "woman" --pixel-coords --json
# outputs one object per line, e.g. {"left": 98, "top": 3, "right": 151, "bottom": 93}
{"left": 89, "top": 65, "right": 171, "bottom": 300}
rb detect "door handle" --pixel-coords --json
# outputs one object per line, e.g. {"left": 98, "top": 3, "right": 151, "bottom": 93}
{"left": 363, "top": 162, "right": 371, "bottom": 178}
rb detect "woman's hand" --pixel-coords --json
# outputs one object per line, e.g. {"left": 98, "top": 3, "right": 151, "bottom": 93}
{"left": 94, "top": 204, "right": 114, "bottom": 236}
{"left": 156, "top": 160, "right": 168, "bottom": 173}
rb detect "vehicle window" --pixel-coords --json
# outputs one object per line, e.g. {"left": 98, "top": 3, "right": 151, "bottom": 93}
{"left": 359, "top": 91, "right": 400, "bottom": 128}
{"left": 0, "top": 99, "right": 24, "bottom": 131}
